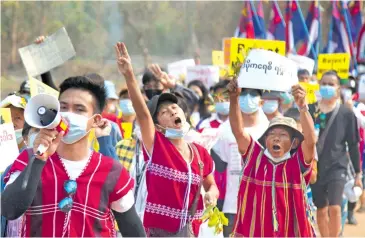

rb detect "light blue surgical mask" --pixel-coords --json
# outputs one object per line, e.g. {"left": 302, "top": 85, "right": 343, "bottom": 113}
{"left": 215, "top": 102, "right": 230, "bottom": 116}
{"left": 119, "top": 99, "right": 135, "bottom": 116}
{"left": 157, "top": 122, "right": 190, "bottom": 139}
{"left": 262, "top": 100, "right": 279, "bottom": 114}
{"left": 320, "top": 85, "right": 337, "bottom": 99}
{"left": 239, "top": 95, "right": 260, "bottom": 114}
{"left": 60, "top": 112, "right": 91, "bottom": 144}
{"left": 15, "top": 129, "right": 23, "bottom": 144}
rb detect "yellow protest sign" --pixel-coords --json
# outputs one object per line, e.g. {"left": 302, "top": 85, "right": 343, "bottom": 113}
{"left": 212, "top": 50, "right": 228, "bottom": 78}
{"left": 229, "top": 38, "right": 286, "bottom": 76}
{"left": 121, "top": 122, "right": 133, "bottom": 139}
{"left": 29, "top": 76, "right": 59, "bottom": 98}
{"left": 0, "top": 108, "right": 12, "bottom": 124}
{"left": 317, "top": 53, "right": 350, "bottom": 79}
{"left": 300, "top": 82, "right": 319, "bottom": 104}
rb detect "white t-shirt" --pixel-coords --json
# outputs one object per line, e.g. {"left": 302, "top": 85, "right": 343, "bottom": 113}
{"left": 215, "top": 109, "right": 269, "bottom": 214}
{"left": 6, "top": 153, "right": 134, "bottom": 213}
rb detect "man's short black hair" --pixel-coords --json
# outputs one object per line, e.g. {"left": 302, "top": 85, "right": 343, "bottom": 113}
{"left": 59, "top": 76, "right": 106, "bottom": 113}
{"left": 297, "top": 69, "right": 310, "bottom": 77}
{"left": 119, "top": 89, "right": 129, "bottom": 98}
{"left": 22, "top": 122, "right": 32, "bottom": 138}
{"left": 322, "top": 70, "right": 341, "bottom": 84}
{"left": 212, "top": 80, "right": 230, "bottom": 93}
{"left": 142, "top": 67, "right": 165, "bottom": 85}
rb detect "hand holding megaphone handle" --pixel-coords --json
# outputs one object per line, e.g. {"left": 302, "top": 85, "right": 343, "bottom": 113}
{"left": 36, "top": 144, "right": 48, "bottom": 156}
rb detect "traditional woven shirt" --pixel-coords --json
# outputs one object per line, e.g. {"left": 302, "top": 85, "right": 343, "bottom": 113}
{"left": 231, "top": 137, "right": 315, "bottom": 237}
{"left": 142, "top": 131, "right": 214, "bottom": 235}
{"left": 4, "top": 151, "right": 134, "bottom": 237}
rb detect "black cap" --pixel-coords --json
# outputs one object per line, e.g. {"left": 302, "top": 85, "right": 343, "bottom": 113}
{"left": 147, "top": 93, "right": 178, "bottom": 122}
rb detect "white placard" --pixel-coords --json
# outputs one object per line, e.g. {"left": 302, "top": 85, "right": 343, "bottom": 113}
{"left": 18, "top": 27, "right": 76, "bottom": 77}
{"left": 287, "top": 53, "right": 315, "bottom": 75}
{"left": 238, "top": 49, "right": 298, "bottom": 92}
{"left": 358, "top": 74, "right": 365, "bottom": 101}
{"left": 167, "top": 59, "right": 195, "bottom": 80}
{"left": 186, "top": 65, "right": 220, "bottom": 89}
{"left": 0, "top": 123, "right": 20, "bottom": 172}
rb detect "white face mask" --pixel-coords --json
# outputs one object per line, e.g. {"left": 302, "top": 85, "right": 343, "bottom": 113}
{"left": 157, "top": 122, "right": 191, "bottom": 139}
{"left": 60, "top": 112, "right": 92, "bottom": 144}
{"left": 15, "top": 128, "right": 23, "bottom": 144}
{"left": 264, "top": 140, "right": 294, "bottom": 163}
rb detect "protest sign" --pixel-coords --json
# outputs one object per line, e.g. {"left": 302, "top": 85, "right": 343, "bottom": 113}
{"left": 237, "top": 49, "right": 298, "bottom": 92}
{"left": 287, "top": 54, "right": 315, "bottom": 75}
{"left": 317, "top": 53, "right": 350, "bottom": 79}
{"left": 167, "top": 59, "right": 195, "bottom": 81}
{"left": 186, "top": 65, "right": 220, "bottom": 89}
{"left": 223, "top": 38, "right": 231, "bottom": 65}
{"left": 19, "top": 27, "right": 76, "bottom": 77}
{"left": 230, "top": 38, "right": 286, "bottom": 76}
{"left": 358, "top": 74, "right": 365, "bottom": 101}
{"left": 0, "top": 108, "right": 12, "bottom": 124}
{"left": 29, "top": 76, "right": 59, "bottom": 98}
{"left": 0, "top": 114, "right": 19, "bottom": 171}
{"left": 212, "top": 50, "right": 228, "bottom": 78}
{"left": 299, "top": 82, "right": 320, "bottom": 104}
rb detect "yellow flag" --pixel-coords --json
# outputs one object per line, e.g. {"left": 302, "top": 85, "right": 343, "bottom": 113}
{"left": 299, "top": 82, "right": 320, "bottom": 104}
{"left": 0, "top": 108, "right": 12, "bottom": 124}
{"left": 29, "top": 76, "right": 59, "bottom": 98}
{"left": 121, "top": 122, "right": 133, "bottom": 139}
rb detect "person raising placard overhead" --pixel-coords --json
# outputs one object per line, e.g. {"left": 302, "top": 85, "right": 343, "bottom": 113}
{"left": 227, "top": 78, "right": 317, "bottom": 237}
{"left": 114, "top": 42, "right": 219, "bottom": 237}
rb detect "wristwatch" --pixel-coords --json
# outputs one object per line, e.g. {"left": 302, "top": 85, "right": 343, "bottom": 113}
{"left": 299, "top": 104, "right": 309, "bottom": 112}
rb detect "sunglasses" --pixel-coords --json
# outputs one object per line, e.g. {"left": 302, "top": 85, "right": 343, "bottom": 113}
{"left": 58, "top": 180, "right": 77, "bottom": 213}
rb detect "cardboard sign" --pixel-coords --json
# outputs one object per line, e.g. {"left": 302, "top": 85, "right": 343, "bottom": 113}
{"left": 29, "top": 76, "right": 59, "bottom": 98}
{"left": 186, "top": 65, "right": 220, "bottom": 89}
{"left": 287, "top": 54, "right": 315, "bottom": 75}
{"left": 0, "top": 123, "right": 20, "bottom": 172}
{"left": 317, "top": 53, "right": 350, "bottom": 79}
{"left": 299, "top": 82, "right": 320, "bottom": 104}
{"left": 167, "top": 59, "right": 195, "bottom": 81}
{"left": 230, "top": 38, "right": 286, "bottom": 75}
{"left": 237, "top": 49, "right": 298, "bottom": 92}
{"left": 223, "top": 38, "right": 231, "bottom": 65}
{"left": 0, "top": 108, "right": 12, "bottom": 124}
{"left": 212, "top": 51, "right": 228, "bottom": 78}
{"left": 19, "top": 27, "right": 76, "bottom": 77}
{"left": 358, "top": 74, "right": 365, "bottom": 101}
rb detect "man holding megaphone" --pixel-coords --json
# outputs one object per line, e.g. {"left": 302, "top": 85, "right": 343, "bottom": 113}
{"left": 1, "top": 76, "right": 145, "bottom": 237}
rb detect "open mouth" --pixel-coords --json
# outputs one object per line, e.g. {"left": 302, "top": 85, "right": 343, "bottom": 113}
{"left": 174, "top": 117, "right": 182, "bottom": 126}
{"left": 272, "top": 144, "right": 281, "bottom": 151}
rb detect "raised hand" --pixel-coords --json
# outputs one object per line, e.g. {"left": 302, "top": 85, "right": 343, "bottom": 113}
{"left": 227, "top": 78, "right": 241, "bottom": 98}
{"left": 95, "top": 118, "right": 112, "bottom": 138}
{"left": 148, "top": 64, "right": 176, "bottom": 89}
{"left": 291, "top": 84, "right": 307, "bottom": 108}
{"left": 115, "top": 42, "right": 133, "bottom": 78}
{"left": 33, "top": 129, "right": 64, "bottom": 161}
{"left": 34, "top": 36, "right": 46, "bottom": 44}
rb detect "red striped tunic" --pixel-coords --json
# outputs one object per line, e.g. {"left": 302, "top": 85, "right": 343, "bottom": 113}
{"left": 232, "top": 137, "right": 315, "bottom": 237}
{"left": 4, "top": 151, "right": 134, "bottom": 237}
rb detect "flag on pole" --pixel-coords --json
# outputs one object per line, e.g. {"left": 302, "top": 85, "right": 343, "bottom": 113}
{"left": 324, "top": 1, "right": 352, "bottom": 55}
{"left": 251, "top": 0, "right": 266, "bottom": 39}
{"left": 234, "top": 1, "right": 255, "bottom": 38}
{"left": 357, "top": 23, "right": 365, "bottom": 63}
{"left": 285, "top": 0, "right": 308, "bottom": 54}
{"left": 297, "top": 0, "right": 320, "bottom": 59}
{"left": 267, "top": 0, "right": 286, "bottom": 41}
{"left": 348, "top": 0, "right": 363, "bottom": 41}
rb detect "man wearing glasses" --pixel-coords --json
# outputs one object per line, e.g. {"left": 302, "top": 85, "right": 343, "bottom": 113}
{"left": 1, "top": 76, "right": 145, "bottom": 237}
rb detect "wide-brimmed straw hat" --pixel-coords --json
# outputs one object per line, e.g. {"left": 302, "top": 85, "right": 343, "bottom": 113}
{"left": 258, "top": 116, "right": 304, "bottom": 147}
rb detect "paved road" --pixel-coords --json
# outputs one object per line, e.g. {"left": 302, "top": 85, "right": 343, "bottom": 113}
{"left": 343, "top": 210, "right": 365, "bottom": 237}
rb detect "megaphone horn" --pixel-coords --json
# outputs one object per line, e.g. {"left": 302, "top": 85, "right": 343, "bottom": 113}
{"left": 24, "top": 94, "right": 69, "bottom": 155}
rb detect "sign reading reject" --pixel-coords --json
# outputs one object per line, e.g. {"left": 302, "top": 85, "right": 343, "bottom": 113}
{"left": 237, "top": 49, "right": 298, "bottom": 92}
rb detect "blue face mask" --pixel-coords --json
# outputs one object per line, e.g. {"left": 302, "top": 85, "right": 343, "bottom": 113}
{"left": 158, "top": 122, "right": 190, "bottom": 139}
{"left": 320, "top": 85, "right": 337, "bottom": 99}
{"left": 60, "top": 112, "right": 91, "bottom": 144}
{"left": 239, "top": 95, "right": 260, "bottom": 114}
{"left": 119, "top": 99, "right": 135, "bottom": 116}
{"left": 262, "top": 100, "right": 279, "bottom": 114}
{"left": 215, "top": 102, "right": 230, "bottom": 115}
